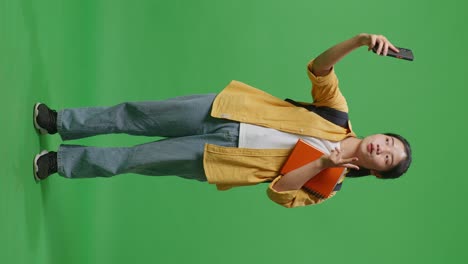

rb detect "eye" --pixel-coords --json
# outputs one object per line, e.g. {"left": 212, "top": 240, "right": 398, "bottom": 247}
{"left": 386, "top": 138, "right": 389, "bottom": 144}
{"left": 385, "top": 155, "right": 389, "bottom": 164}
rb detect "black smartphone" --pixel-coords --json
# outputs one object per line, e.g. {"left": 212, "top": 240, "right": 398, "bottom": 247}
{"left": 372, "top": 45, "right": 414, "bottom": 61}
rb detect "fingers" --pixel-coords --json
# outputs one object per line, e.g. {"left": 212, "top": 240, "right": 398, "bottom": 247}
{"left": 330, "top": 147, "right": 338, "bottom": 156}
{"left": 388, "top": 42, "right": 399, "bottom": 53}
{"left": 343, "top": 163, "right": 360, "bottom": 170}
{"left": 383, "top": 42, "right": 389, "bottom": 56}
{"left": 375, "top": 41, "right": 383, "bottom": 55}
{"left": 340, "top": 157, "right": 359, "bottom": 171}
{"left": 369, "top": 34, "right": 397, "bottom": 56}
{"left": 330, "top": 148, "right": 359, "bottom": 169}
{"left": 342, "top": 157, "right": 358, "bottom": 163}
{"left": 330, "top": 147, "right": 344, "bottom": 158}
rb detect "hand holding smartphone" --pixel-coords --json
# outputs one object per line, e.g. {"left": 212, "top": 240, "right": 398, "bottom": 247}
{"left": 372, "top": 45, "right": 414, "bottom": 61}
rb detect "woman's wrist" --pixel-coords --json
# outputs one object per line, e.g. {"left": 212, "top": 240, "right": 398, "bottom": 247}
{"left": 356, "top": 33, "right": 371, "bottom": 47}
{"left": 319, "top": 156, "right": 331, "bottom": 170}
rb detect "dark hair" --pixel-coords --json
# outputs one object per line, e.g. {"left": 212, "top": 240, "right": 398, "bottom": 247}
{"left": 346, "top": 133, "right": 412, "bottom": 179}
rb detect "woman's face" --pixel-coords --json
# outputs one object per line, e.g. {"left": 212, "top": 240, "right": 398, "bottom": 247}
{"left": 356, "top": 134, "right": 407, "bottom": 174}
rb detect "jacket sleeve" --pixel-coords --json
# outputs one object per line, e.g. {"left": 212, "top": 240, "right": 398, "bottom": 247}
{"left": 307, "top": 60, "right": 349, "bottom": 113}
{"left": 266, "top": 176, "right": 337, "bottom": 208}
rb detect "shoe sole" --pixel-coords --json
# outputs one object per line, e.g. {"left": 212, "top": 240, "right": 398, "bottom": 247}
{"left": 33, "top": 103, "right": 48, "bottom": 135}
{"left": 33, "top": 150, "right": 48, "bottom": 182}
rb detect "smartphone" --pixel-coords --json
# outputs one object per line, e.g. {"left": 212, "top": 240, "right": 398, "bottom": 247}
{"left": 372, "top": 45, "right": 414, "bottom": 61}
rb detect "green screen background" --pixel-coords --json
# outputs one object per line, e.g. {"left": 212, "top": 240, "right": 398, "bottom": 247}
{"left": 1, "top": 0, "right": 467, "bottom": 263}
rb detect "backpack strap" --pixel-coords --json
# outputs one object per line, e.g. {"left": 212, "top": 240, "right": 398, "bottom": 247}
{"left": 285, "top": 98, "right": 349, "bottom": 129}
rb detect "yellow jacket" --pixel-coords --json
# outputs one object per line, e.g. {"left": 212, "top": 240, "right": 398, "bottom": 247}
{"left": 203, "top": 60, "right": 356, "bottom": 208}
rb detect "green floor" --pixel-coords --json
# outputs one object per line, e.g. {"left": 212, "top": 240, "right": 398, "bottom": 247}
{"left": 1, "top": 0, "right": 468, "bottom": 263}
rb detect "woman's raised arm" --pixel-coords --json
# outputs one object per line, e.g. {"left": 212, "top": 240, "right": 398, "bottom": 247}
{"left": 311, "top": 33, "right": 399, "bottom": 76}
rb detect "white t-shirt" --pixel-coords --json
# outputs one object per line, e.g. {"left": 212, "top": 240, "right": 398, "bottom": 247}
{"left": 238, "top": 123, "right": 340, "bottom": 154}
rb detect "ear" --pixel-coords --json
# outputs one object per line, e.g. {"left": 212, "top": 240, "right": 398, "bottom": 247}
{"left": 370, "top": 170, "right": 383, "bottom": 178}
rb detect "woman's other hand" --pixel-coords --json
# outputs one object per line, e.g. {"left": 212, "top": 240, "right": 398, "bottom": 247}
{"left": 321, "top": 147, "right": 360, "bottom": 170}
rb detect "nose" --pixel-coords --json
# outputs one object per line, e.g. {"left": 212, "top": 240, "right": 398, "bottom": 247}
{"left": 376, "top": 144, "right": 389, "bottom": 155}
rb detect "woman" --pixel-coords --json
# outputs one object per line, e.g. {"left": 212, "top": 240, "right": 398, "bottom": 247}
{"left": 33, "top": 33, "right": 412, "bottom": 208}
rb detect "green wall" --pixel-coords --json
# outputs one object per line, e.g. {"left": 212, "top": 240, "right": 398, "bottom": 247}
{"left": 1, "top": 0, "right": 467, "bottom": 263}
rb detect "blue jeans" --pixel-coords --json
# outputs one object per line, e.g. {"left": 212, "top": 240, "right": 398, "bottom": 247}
{"left": 56, "top": 94, "right": 239, "bottom": 181}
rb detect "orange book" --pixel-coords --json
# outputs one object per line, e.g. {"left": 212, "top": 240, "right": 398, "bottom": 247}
{"left": 280, "top": 139, "right": 345, "bottom": 198}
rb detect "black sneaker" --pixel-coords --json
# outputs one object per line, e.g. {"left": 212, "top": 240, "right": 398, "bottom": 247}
{"left": 34, "top": 150, "right": 58, "bottom": 181}
{"left": 34, "top": 103, "right": 58, "bottom": 134}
